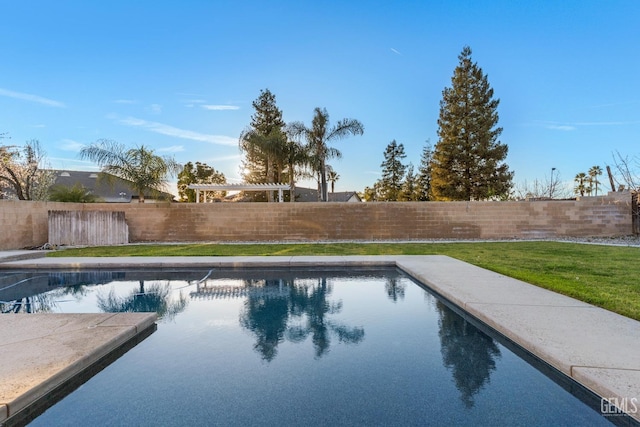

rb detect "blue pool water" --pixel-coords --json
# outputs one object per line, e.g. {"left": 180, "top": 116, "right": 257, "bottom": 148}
{"left": 0, "top": 268, "right": 619, "bottom": 425}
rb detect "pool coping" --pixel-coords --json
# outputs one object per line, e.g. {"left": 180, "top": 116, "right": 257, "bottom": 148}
{"left": 1, "top": 254, "right": 639, "bottom": 423}
{"left": 0, "top": 312, "right": 156, "bottom": 425}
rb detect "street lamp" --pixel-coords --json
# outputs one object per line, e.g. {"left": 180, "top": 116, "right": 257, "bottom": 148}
{"left": 550, "top": 168, "right": 556, "bottom": 198}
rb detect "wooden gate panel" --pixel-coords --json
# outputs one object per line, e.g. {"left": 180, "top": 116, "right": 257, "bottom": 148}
{"left": 48, "top": 210, "right": 128, "bottom": 246}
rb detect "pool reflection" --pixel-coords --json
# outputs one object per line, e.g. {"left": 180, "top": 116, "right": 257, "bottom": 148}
{"left": 239, "top": 277, "right": 365, "bottom": 361}
{"left": 3, "top": 268, "right": 613, "bottom": 426}
{"left": 97, "top": 280, "right": 188, "bottom": 321}
{"left": 436, "top": 300, "right": 501, "bottom": 408}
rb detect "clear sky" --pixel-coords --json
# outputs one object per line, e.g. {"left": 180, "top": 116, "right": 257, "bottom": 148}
{"left": 1, "top": 1, "right": 638, "bottom": 195}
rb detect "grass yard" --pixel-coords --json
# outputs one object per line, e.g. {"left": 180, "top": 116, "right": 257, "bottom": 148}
{"left": 47, "top": 241, "right": 640, "bottom": 321}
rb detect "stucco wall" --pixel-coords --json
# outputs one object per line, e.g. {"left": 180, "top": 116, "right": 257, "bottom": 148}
{"left": 0, "top": 193, "right": 633, "bottom": 250}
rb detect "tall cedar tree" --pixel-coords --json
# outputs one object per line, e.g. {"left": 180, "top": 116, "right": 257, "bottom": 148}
{"left": 379, "top": 140, "right": 407, "bottom": 201}
{"left": 400, "top": 164, "right": 418, "bottom": 201}
{"left": 431, "top": 46, "right": 512, "bottom": 201}
{"left": 239, "top": 89, "right": 286, "bottom": 185}
{"left": 416, "top": 143, "right": 433, "bottom": 201}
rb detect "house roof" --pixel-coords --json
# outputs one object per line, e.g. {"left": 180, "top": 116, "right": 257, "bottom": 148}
{"left": 294, "top": 187, "right": 362, "bottom": 202}
{"left": 51, "top": 170, "right": 175, "bottom": 202}
{"left": 329, "top": 191, "right": 361, "bottom": 202}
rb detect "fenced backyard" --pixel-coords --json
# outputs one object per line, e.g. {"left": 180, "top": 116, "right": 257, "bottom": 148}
{"left": 0, "top": 192, "right": 634, "bottom": 250}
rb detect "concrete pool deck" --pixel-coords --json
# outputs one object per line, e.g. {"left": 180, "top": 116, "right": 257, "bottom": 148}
{"left": 0, "top": 311, "right": 156, "bottom": 424}
{"left": 0, "top": 251, "right": 639, "bottom": 423}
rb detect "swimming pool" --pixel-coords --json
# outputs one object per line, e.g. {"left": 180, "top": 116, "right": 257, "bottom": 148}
{"left": 1, "top": 268, "right": 618, "bottom": 425}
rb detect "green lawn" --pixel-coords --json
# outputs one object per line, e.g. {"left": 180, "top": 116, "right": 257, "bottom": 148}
{"left": 47, "top": 241, "right": 640, "bottom": 321}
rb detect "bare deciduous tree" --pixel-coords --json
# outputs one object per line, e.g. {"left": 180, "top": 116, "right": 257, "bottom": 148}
{"left": 513, "top": 169, "right": 570, "bottom": 200}
{"left": 609, "top": 151, "right": 640, "bottom": 192}
{"left": 0, "top": 139, "right": 55, "bottom": 200}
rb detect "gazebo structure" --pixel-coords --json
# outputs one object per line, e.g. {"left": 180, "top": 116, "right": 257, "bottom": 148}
{"left": 187, "top": 183, "right": 291, "bottom": 203}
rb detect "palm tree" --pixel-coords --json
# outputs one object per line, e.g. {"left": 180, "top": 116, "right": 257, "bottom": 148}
{"left": 326, "top": 168, "right": 340, "bottom": 193}
{"left": 79, "top": 139, "right": 181, "bottom": 203}
{"left": 49, "top": 183, "right": 100, "bottom": 202}
{"left": 574, "top": 172, "right": 588, "bottom": 197}
{"left": 290, "top": 108, "right": 363, "bottom": 202}
{"left": 588, "top": 165, "right": 603, "bottom": 196}
{"left": 240, "top": 127, "right": 314, "bottom": 202}
{"left": 282, "top": 129, "right": 311, "bottom": 202}
{"left": 97, "top": 281, "right": 188, "bottom": 322}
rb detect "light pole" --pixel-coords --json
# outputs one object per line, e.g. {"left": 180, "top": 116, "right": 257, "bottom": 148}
{"left": 550, "top": 167, "right": 556, "bottom": 198}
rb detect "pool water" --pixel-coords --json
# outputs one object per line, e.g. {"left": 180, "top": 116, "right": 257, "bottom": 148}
{"left": 1, "top": 268, "right": 616, "bottom": 426}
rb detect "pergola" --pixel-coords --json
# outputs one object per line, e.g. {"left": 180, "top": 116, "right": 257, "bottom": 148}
{"left": 187, "top": 183, "right": 291, "bottom": 203}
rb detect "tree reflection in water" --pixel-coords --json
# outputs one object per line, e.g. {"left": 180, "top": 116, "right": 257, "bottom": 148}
{"left": 1, "top": 294, "right": 56, "bottom": 313}
{"left": 1, "top": 273, "right": 92, "bottom": 314}
{"left": 240, "top": 277, "right": 365, "bottom": 361}
{"left": 97, "top": 280, "right": 188, "bottom": 322}
{"left": 436, "top": 300, "right": 501, "bottom": 408}
{"left": 384, "top": 277, "right": 406, "bottom": 302}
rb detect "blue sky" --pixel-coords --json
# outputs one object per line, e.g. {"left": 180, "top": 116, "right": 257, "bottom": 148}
{"left": 1, "top": 1, "right": 639, "bottom": 195}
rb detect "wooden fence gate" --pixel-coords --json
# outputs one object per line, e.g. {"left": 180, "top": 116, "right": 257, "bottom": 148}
{"left": 48, "top": 210, "right": 128, "bottom": 246}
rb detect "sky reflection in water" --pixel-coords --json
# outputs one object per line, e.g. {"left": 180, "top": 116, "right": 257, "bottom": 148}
{"left": 1, "top": 268, "right": 612, "bottom": 426}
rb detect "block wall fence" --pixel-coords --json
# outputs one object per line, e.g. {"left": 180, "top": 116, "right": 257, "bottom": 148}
{"left": 0, "top": 192, "right": 633, "bottom": 250}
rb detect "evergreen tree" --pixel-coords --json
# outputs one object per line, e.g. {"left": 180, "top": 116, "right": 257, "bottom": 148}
{"left": 379, "top": 140, "right": 407, "bottom": 201}
{"left": 250, "top": 89, "right": 285, "bottom": 135}
{"left": 177, "top": 161, "right": 226, "bottom": 202}
{"left": 239, "top": 89, "right": 286, "bottom": 187}
{"left": 362, "top": 185, "right": 375, "bottom": 202}
{"left": 362, "top": 182, "right": 382, "bottom": 202}
{"left": 416, "top": 143, "right": 433, "bottom": 201}
{"left": 431, "top": 46, "right": 512, "bottom": 201}
{"left": 400, "top": 164, "right": 418, "bottom": 201}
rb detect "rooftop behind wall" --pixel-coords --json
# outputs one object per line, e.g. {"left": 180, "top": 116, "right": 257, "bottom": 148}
{"left": 0, "top": 193, "right": 633, "bottom": 250}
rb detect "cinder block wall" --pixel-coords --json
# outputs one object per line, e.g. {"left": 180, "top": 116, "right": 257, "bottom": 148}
{"left": 0, "top": 200, "right": 51, "bottom": 250}
{"left": 0, "top": 193, "right": 632, "bottom": 250}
